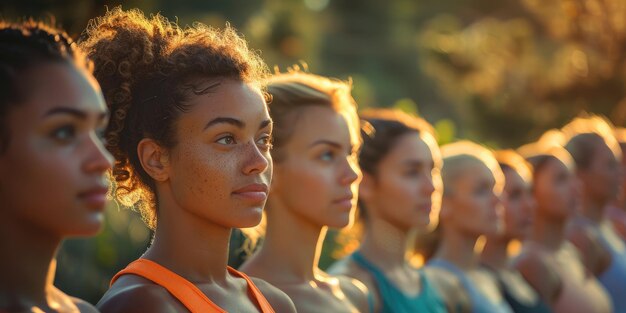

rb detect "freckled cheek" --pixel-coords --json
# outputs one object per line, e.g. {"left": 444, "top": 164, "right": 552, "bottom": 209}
{"left": 178, "top": 148, "right": 234, "bottom": 201}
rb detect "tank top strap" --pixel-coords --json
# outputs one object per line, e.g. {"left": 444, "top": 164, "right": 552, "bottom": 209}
{"left": 111, "top": 259, "right": 276, "bottom": 313}
{"left": 111, "top": 259, "right": 225, "bottom": 313}
{"left": 227, "top": 267, "right": 276, "bottom": 313}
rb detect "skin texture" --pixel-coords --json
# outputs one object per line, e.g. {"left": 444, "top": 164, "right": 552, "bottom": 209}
{"left": 98, "top": 80, "right": 296, "bottom": 313}
{"left": 0, "top": 63, "right": 113, "bottom": 312}
{"left": 241, "top": 105, "right": 369, "bottom": 313}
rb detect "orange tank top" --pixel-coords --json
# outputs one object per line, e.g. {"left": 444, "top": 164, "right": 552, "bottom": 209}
{"left": 111, "top": 259, "right": 275, "bottom": 313}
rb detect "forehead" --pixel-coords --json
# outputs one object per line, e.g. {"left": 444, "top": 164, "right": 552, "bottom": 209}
{"left": 18, "top": 62, "right": 105, "bottom": 114}
{"left": 287, "top": 105, "right": 356, "bottom": 147}
{"left": 180, "top": 80, "right": 268, "bottom": 131}
{"left": 503, "top": 168, "right": 526, "bottom": 189}
{"left": 455, "top": 161, "right": 495, "bottom": 187}
{"left": 383, "top": 132, "right": 434, "bottom": 165}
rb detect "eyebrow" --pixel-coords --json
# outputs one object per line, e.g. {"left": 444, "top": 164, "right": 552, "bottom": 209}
{"left": 204, "top": 117, "right": 245, "bottom": 130}
{"left": 44, "top": 107, "right": 108, "bottom": 121}
{"left": 204, "top": 117, "right": 273, "bottom": 131}
{"left": 309, "top": 139, "right": 343, "bottom": 149}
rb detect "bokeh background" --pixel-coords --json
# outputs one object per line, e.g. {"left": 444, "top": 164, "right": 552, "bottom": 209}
{"left": 3, "top": 0, "right": 626, "bottom": 304}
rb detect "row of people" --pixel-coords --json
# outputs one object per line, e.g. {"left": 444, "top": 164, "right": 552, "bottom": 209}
{"left": 2, "top": 7, "right": 626, "bottom": 313}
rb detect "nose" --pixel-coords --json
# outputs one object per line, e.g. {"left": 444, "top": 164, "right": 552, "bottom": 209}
{"left": 423, "top": 171, "right": 437, "bottom": 195}
{"left": 83, "top": 131, "right": 113, "bottom": 174}
{"left": 242, "top": 141, "right": 271, "bottom": 175}
{"left": 340, "top": 157, "right": 361, "bottom": 186}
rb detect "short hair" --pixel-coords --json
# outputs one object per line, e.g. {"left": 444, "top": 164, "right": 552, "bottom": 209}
{"left": 561, "top": 115, "right": 621, "bottom": 170}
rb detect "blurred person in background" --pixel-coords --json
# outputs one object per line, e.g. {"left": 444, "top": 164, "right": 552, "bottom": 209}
{"left": 240, "top": 70, "right": 371, "bottom": 313}
{"left": 514, "top": 131, "right": 611, "bottom": 313}
{"left": 426, "top": 141, "right": 514, "bottom": 313}
{"left": 328, "top": 108, "right": 468, "bottom": 313}
{"left": 480, "top": 150, "right": 552, "bottom": 313}
{"left": 0, "top": 19, "right": 113, "bottom": 312}
{"left": 562, "top": 116, "right": 626, "bottom": 312}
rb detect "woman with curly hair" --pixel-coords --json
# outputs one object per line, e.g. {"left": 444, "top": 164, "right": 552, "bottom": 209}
{"left": 239, "top": 70, "right": 371, "bottom": 313}
{"left": 80, "top": 8, "right": 295, "bottom": 313}
{"left": 0, "top": 20, "right": 113, "bottom": 312}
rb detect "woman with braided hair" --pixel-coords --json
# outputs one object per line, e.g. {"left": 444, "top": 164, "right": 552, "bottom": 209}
{"left": 80, "top": 8, "right": 295, "bottom": 313}
{"left": 0, "top": 20, "right": 113, "bottom": 312}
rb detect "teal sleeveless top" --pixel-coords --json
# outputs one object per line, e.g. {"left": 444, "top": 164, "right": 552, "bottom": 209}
{"left": 351, "top": 251, "right": 447, "bottom": 313}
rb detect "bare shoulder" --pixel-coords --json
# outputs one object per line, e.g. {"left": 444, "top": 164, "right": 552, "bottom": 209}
{"left": 329, "top": 258, "right": 379, "bottom": 313}
{"left": 566, "top": 221, "right": 611, "bottom": 275}
{"left": 423, "top": 267, "right": 471, "bottom": 313}
{"left": 97, "top": 275, "right": 185, "bottom": 313}
{"left": 328, "top": 258, "right": 374, "bottom": 291}
{"left": 513, "top": 248, "right": 560, "bottom": 304}
{"left": 336, "top": 275, "right": 371, "bottom": 313}
{"left": 71, "top": 297, "right": 99, "bottom": 313}
{"left": 250, "top": 277, "right": 297, "bottom": 313}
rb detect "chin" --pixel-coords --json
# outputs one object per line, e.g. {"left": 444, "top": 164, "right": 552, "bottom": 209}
{"left": 236, "top": 207, "right": 264, "bottom": 228}
{"left": 326, "top": 215, "right": 351, "bottom": 229}
{"left": 65, "top": 218, "right": 104, "bottom": 238}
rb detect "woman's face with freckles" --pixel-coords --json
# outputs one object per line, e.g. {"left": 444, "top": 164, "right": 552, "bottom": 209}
{"left": 0, "top": 63, "right": 113, "bottom": 238}
{"left": 165, "top": 79, "right": 273, "bottom": 228}
{"left": 270, "top": 105, "right": 362, "bottom": 229}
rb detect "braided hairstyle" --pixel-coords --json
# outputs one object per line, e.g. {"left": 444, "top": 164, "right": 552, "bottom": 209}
{"left": 0, "top": 19, "right": 90, "bottom": 153}
{"left": 79, "top": 8, "right": 269, "bottom": 229}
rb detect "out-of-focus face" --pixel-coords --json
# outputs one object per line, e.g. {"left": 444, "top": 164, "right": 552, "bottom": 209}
{"left": 166, "top": 79, "right": 273, "bottom": 228}
{"left": 533, "top": 158, "right": 579, "bottom": 220}
{"left": 443, "top": 161, "right": 502, "bottom": 237}
{"left": 501, "top": 168, "right": 534, "bottom": 240}
{"left": 579, "top": 140, "right": 620, "bottom": 205}
{"left": 0, "top": 63, "right": 113, "bottom": 238}
{"left": 270, "top": 106, "right": 361, "bottom": 228}
{"left": 362, "top": 132, "right": 441, "bottom": 231}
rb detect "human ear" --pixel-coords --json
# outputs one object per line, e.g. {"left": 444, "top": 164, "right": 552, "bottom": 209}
{"left": 137, "top": 138, "right": 170, "bottom": 182}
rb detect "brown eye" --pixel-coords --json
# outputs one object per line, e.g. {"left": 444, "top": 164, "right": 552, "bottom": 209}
{"left": 217, "top": 135, "right": 236, "bottom": 145}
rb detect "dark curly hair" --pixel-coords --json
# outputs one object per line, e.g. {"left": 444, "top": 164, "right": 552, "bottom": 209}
{"left": 0, "top": 19, "right": 90, "bottom": 153}
{"left": 79, "top": 8, "right": 269, "bottom": 229}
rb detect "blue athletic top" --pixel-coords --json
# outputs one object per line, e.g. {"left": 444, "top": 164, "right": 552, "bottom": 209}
{"left": 428, "top": 259, "right": 513, "bottom": 313}
{"left": 351, "top": 251, "right": 447, "bottom": 313}
{"left": 597, "top": 224, "right": 626, "bottom": 313}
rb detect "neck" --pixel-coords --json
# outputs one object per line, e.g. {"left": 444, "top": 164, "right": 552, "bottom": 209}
{"left": 434, "top": 226, "right": 481, "bottom": 270}
{"left": 145, "top": 187, "right": 232, "bottom": 284}
{"left": 481, "top": 235, "right": 510, "bottom": 270}
{"left": 358, "top": 216, "right": 410, "bottom": 270}
{"left": 580, "top": 196, "right": 607, "bottom": 224}
{"left": 0, "top": 215, "right": 61, "bottom": 309}
{"left": 251, "top": 202, "right": 327, "bottom": 283}
{"left": 530, "top": 209, "right": 566, "bottom": 251}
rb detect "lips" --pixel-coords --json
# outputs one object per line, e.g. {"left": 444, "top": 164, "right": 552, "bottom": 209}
{"left": 78, "top": 186, "right": 109, "bottom": 210}
{"left": 232, "top": 183, "right": 268, "bottom": 202}
{"left": 333, "top": 194, "right": 354, "bottom": 210}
